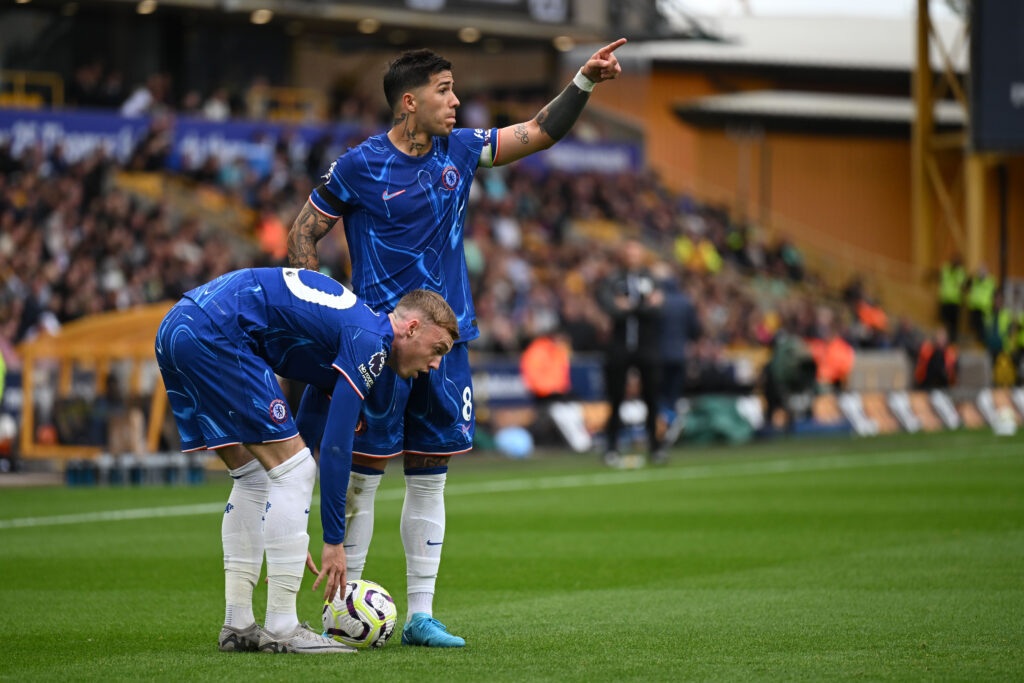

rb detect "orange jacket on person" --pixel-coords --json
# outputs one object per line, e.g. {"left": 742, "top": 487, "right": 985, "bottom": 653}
{"left": 914, "top": 340, "right": 957, "bottom": 386}
{"left": 258, "top": 212, "right": 288, "bottom": 260}
{"left": 856, "top": 300, "right": 888, "bottom": 332}
{"left": 520, "top": 335, "right": 571, "bottom": 398}
{"left": 807, "top": 335, "right": 855, "bottom": 386}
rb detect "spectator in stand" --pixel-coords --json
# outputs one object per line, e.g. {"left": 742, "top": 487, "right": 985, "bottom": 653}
{"left": 966, "top": 264, "right": 996, "bottom": 344}
{"left": 121, "top": 74, "right": 170, "bottom": 117}
{"left": 257, "top": 204, "right": 288, "bottom": 264}
{"left": 891, "top": 315, "right": 923, "bottom": 360}
{"left": 982, "top": 288, "right": 1011, "bottom": 359}
{"left": 914, "top": 328, "right": 957, "bottom": 389}
{"left": 68, "top": 61, "right": 104, "bottom": 108}
{"left": 181, "top": 90, "right": 203, "bottom": 116}
{"left": 128, "top": 114, "right": 173, "bottom": 171}
{"left": 597, "top": 239, "right": 664, "bottom": 465}
{"left": 807, "top": 307, "right": 855, "bottom": 390}
{"left": 99, "top": 70, "right": 126, "bottom": 108}
{"left": 203, "top": 87, "right": 232, "bottom": 121}
{"left": 763, "top": 327, "right": 817, "bottom": 432}
{"left": 246, "top": 76, "right": 271, "bottom": 120}
{"left": 937, "top": 255, "right": 967, "bottom": 342}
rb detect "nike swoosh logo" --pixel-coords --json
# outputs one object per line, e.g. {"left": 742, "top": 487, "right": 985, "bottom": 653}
{"left": 381, "top": 189, "right": 406, "bottom": 201}
{"left": 343, "top": 544, "right": 356, "bottom": 548}
{"left": 426, "top": 540, "right": 442, "bottom": 546}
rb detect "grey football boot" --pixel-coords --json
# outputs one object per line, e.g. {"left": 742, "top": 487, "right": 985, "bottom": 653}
{"left": 218, "top": 623, "right": 262, "bottom": 652}
{"left": 258, "top": 622, "right": 357, "bottom": 654}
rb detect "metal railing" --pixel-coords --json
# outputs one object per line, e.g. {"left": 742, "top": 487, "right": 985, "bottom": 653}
{"left": 0, "top": 70, "right": 64, "bottom": 108}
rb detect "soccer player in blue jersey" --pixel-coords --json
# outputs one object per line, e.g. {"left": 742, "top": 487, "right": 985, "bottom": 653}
{"left": 286, "top": 40, "right": 626, "bottom": 647}
{"left": 154, "top": 267, "right": 457, "bottom": 654}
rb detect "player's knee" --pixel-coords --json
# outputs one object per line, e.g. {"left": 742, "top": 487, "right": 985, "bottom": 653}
{"left": 403, "top": 452, "right": 451, "bottom": 471}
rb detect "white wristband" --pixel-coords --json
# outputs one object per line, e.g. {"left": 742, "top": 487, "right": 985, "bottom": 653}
{"left": 572, "top": 68, "right": 596, "bottom": 92}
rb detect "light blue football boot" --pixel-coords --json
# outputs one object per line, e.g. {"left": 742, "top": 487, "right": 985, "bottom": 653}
{"left": 401, "top": 613, "right": 466, "bottom": 648}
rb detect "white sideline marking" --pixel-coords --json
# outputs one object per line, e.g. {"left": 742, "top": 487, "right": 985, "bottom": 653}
{"left": 0, "top": 445, "right": 1016, "bottom": 531}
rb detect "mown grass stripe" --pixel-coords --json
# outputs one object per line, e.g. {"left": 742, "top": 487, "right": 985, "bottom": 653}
{"left": 0, "top": 442, "right": 1015, "bottom": 530}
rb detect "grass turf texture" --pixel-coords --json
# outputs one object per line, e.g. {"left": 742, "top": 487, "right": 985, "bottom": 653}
{"left": 1, "top": 431, "right": 1022, "bottom": 681}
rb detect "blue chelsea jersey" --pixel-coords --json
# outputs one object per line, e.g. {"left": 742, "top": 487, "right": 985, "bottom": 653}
{"left": 183, "top": 268, "right": 392, "bottom": 399}
{"left": 309, "top": 127, "right": 497, "bottom": 342}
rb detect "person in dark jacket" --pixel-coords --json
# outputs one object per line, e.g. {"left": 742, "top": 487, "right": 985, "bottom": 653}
{"left": 597, "top": 239, "right": 664, "bottom": 465}
{"left": 653, "top": 263, "right": 701, "bottom": 463}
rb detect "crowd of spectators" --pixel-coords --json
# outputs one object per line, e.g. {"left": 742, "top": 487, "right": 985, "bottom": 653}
{"left": 0, "top": 139, "right": 257, "bottom": 357}
{"left": 1, "top": 100, "right": 972, "bottom": 401}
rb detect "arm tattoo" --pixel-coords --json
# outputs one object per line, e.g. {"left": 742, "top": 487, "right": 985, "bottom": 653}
{"left": 287, "top": 204, "right": 335, "bottom": 270}
{"left": 534, "top": 83, "right": 591, "bottom": 141}
{"left": 513, "top": 123, "right": 529, "bottom": 144}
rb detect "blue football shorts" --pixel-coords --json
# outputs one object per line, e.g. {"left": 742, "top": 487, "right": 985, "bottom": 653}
{"left": 352, "top": 342, "right": 474, "bottom": 458}
{"left": 155, "top": 299, "right": 298, "bottom": 452}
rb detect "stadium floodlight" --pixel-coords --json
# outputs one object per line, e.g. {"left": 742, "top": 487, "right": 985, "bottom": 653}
{"left": 137, "top": 0, "right": 157, "bottom": 15}
{"left": 458, "top": 27, "right": 481, "bottom": 43}
{"left": 552, "top": 35, "right": 575, "bottom": 52}
{"left": 357, "top": 18, "right": 380, "bottom": 34}
{"left": 250, "top": 8, "right": 272, "bottom": 24}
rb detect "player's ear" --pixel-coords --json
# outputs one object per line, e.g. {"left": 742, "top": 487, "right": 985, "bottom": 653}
{"left": 406, "top": 318, "right": 420, "bottom": 337}
{"left": 402, "top": 91, "right": 416, "bottom": 113}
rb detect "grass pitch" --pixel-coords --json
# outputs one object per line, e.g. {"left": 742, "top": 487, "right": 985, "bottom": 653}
{"left": 1, "top": 431, "right": 1022, "bottom": 681}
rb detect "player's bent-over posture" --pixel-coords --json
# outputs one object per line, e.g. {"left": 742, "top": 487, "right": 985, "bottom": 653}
{"left": 154, "top": 267, "right": 456, "bottom": 654}
{"left": 286, "top": 41, "right": 625, "bottom": 647}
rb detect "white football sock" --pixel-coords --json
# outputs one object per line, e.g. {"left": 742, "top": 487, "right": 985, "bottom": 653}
{"left": 401, "top": 472, "right": 446, "bottom": 621}
{"left": 343, "top": 469, "right": 383, "bottom": 582}
{"left": 263, "top": 447, "right": 315, "bottom": 634}
{"left": 407, "top": 592, "right": 434, "bottom": 618}
{"left": 222, "top": 458, "right": 269, "bottom": 629}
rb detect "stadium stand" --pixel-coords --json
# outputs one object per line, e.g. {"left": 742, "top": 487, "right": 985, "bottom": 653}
{"left": 1, "top": 3, "right": 1023, "bottom": 472}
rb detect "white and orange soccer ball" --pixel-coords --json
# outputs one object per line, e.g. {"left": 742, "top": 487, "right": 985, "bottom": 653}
{"left": 322, "top": 579, "right": 398, "bottom": 649}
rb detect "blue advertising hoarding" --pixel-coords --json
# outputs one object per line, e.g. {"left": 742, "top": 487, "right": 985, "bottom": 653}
{"left": 0, "top": 108, "right": 641, "bottom": 177}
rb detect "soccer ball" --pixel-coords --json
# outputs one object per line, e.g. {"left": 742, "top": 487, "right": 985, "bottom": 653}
{"left": 322, "top": 579, "right": 398, "bottom": 649}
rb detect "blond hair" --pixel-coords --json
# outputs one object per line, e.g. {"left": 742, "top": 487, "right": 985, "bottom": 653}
{"left": 394, "top": 289, "right": 460, "bottom": 342}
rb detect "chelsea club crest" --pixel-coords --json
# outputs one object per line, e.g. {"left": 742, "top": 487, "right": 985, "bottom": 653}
{"left": 441, "top": 166, "right": 459, "bottom": 190}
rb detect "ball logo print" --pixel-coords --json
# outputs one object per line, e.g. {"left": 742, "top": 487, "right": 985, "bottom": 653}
{"left": 441, "top": 166, "right": 459, "bottom": 190}
{"left": 323, "top": 579, "right": 398, "bottom": 649}
{"left": 268, "top": 399, "right": 288, "bottom": 424}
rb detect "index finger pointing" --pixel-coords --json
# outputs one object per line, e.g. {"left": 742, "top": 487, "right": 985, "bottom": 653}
{"left": 597, "top": 38, "right": 627, "bottom": 57}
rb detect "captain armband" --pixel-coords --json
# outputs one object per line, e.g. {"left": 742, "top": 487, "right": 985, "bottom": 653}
{"left": 478, "top": 142, "right": 496, "bottom": 168}
{"left": 313, "top": 182, "right": 351, "bottom": 216}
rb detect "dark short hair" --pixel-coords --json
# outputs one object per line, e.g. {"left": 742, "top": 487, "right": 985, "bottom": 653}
{"left": 383, "top": 49, "right": 452, "bottom": 111}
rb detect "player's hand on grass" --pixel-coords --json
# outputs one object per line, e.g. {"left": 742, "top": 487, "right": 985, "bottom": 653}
{"left": 581, "top": 38, "right": 626, "bottom": 83}
{"left": 313, "top": 542, "right": 347, "bottom": 602}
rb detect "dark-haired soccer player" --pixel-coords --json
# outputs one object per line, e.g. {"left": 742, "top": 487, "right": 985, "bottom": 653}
{"left": 155, "top": 267, "right": 456, "bottom": 654}
{"left": 287, "top": 40, "right": 626, "bottom": 647}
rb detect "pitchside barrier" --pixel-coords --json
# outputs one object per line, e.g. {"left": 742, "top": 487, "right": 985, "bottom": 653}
{"left": 472, "top": 350, "right": 1022, "bottom": 452}
{"left": 6, "top": 330, "right": 1021, "bottom": 474}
